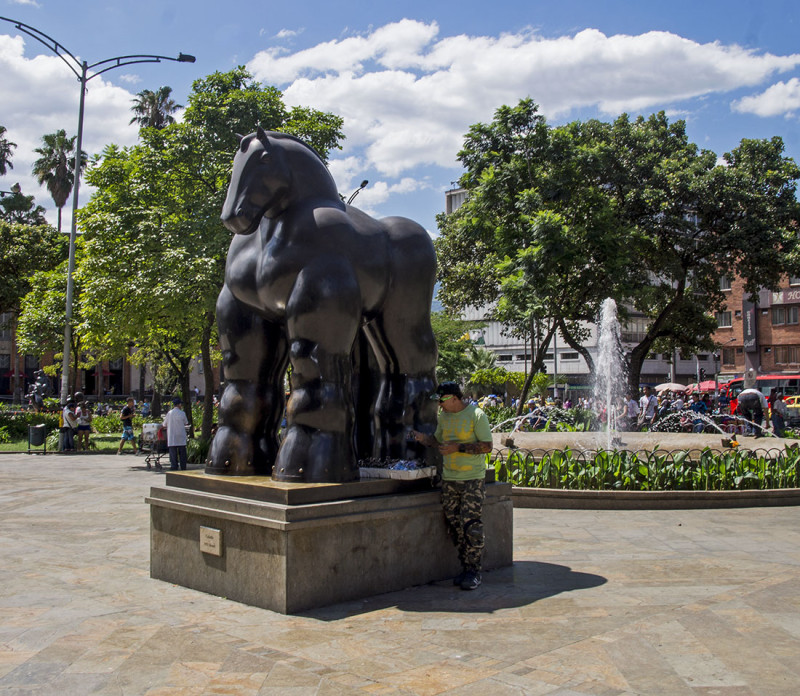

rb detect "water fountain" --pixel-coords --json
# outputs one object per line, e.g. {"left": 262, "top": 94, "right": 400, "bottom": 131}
{"left": 593, "top": 298, "right": 626, "bottom": 450}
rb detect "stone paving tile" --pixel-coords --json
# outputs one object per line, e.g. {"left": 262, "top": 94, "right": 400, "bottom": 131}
{"left": 2, "top": 453, "right": 800, "bottom": 695}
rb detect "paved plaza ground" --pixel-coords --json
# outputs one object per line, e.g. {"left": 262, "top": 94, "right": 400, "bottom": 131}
{"left": 1, "top": 451, "right": 799, "bottom": 695}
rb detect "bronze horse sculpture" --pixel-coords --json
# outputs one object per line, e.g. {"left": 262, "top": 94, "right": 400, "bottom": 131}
{"left": 207, "top": 128, "right": 439, "bottom": 483}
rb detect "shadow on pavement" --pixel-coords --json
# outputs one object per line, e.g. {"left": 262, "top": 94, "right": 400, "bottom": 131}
{"left": 304, "top": 561, "right": 607, "bottom": 620}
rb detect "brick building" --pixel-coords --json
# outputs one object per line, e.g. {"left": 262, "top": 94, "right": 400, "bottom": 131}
{"left": 714, "top": 275, "right": 800, "bottom": 380}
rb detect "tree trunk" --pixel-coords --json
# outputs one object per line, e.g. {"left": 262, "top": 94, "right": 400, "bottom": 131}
{"left": 516, "top": 322, "right": 557, "bottom": 414}
{"left": 200, "top": 312, "right": 215, "bottom": 441}
{"left": 70, "top": 337, "right": 80, "bottom": 399}
{"left": 11, "top": 312, "right": 21, "bottom": 403}
{"left": 152, "top": 391, "right": 162, "bottom": 420}
{"left": 180, "top": 358, "right": 193, "bottom": 435}
{"left": 558, "top": 319, "right": 595, "bottom": 374}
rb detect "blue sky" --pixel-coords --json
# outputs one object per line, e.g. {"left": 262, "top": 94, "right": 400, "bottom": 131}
{"left": 1, "top": 0, "right": 799, "bottom": 234}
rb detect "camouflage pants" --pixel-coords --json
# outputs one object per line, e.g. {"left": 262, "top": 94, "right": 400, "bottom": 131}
{"left": 441, "top": 479, "right": 485, "bottom": 572}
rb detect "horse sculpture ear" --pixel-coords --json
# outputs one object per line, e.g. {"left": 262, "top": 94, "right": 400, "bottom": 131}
{"left": 256, "top": 126, "right": 270, "bottom": 149}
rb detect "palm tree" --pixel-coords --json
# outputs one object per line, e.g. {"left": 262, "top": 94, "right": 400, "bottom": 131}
{"left": 0, "top": 125, "right": 16, "bottom": 175}
{"left": 31, "top": 130, "right": 87, "bottom": 233}
{"left": 129, "top": 86, "right": 181, "bottom": 130}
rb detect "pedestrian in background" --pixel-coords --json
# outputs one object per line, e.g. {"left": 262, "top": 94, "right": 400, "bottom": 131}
{"left": 163, "top": 397, "right": 189, "bottom": 471}
{"left": 117, "top": 397, "right": 137, "bottom": 454}
{"left": 61, "top": 400, "right": 78, "bottom": 452}
{"left": 770, "top": 391, "right": 788, "bottom": 438}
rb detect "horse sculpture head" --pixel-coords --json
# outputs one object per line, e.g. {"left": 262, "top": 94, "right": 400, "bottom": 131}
{"left": 221, "top": 127, "right": 338, "bottom": 235}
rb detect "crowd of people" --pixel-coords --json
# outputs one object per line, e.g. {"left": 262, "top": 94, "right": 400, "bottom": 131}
{"left": 55, "top": 393, "right": 216, "bottom": 466}
{"left": 470, "top": 384, "right": 794, "bottom": 439}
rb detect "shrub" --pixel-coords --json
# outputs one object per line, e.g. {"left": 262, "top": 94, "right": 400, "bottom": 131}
{"left": 0, "top": 410, "right": 60, "bottom": 439}
{"left": 489, "top": 445, "right": 800, "bottom": 491}
{"left": 187, "top": 438, "right": 211, "bottom": 464}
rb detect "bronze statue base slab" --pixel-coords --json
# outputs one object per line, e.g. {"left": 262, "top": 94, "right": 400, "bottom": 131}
{"left": 147, "top": 474, "right": 513, "bottom": 614}
{"left": 163, "top": 470, "right": 439, "bottom": 505}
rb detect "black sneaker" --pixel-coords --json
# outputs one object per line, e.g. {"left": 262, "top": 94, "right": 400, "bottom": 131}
{"left": 452, "top": 569, "right": 468, "bottom": 586}
{"left": 460, "top": 570, "right": 481, "bottom": 591}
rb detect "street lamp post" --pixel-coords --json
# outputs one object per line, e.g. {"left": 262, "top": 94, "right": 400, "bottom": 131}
{"left": 1, "top": 16, "right": 195, "bottom": 404}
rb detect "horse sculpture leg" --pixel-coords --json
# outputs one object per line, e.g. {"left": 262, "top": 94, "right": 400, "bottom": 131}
{"left": 364, "top": 219, "right": 439, "bottom": 463}
{"left": 207, "top": 285, "right": 288, "bottom": 476}
{"left": 273, "top": 257, "right": 362, "bottom": 483}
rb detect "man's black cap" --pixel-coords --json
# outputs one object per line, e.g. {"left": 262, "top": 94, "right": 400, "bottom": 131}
{"left": 431, "top": 382, "right": 463, "bottom": 400}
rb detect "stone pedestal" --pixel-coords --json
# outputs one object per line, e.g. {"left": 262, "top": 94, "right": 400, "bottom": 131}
{"left": 148, "top": 472, "right": 513, "bottom": 614}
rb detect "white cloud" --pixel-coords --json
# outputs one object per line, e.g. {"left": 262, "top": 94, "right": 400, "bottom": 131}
{"left": 8, "top": 0, "right": 41, "bottom": 6}
{"left": 274, "top": 28, "right": 303, "bottom": 40}
{"left": 249, "top": 21, "right": 800, "bottom": 179}
{"left": 0, "top": 33, "right": 142, "bottom": 228}
{"left": 733, "top": 77, "right": 800, "bottom": 117}
{"left": 118, "top": 73, "right": 142, "bottom": 85}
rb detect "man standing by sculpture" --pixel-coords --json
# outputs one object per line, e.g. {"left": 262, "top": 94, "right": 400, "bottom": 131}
{"left": 163, "top": 397, "right": 189, "bottom": 471}
{"left": 411, "top": 382, "right": 492, "bottom": 591}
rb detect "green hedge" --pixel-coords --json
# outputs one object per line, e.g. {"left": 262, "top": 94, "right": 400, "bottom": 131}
{"left": 491, "top": 446, "right": 800, "bottom": 491}
{"left": 0, "top": 410, "right": 60, "bottom": 439}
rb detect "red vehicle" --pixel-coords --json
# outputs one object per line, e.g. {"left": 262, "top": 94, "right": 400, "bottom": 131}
{"left": 724, "top": 374, "right": 800, "bottom": 414}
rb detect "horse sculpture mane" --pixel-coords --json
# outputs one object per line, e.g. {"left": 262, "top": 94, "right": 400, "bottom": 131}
{"left": 209, "top": 128, "right": 439, "bottom": 483}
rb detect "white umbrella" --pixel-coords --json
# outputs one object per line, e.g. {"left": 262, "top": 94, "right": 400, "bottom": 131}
{"left": 655, "top": 382, "right": 687, "bottom": 392}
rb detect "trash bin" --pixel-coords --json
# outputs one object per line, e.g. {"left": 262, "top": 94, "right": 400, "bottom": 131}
{"left": 28, "top": 424, "right": 47, "bottom": 454}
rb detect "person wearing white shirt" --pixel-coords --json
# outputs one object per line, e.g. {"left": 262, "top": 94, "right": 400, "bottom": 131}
{"left": 163, "top": 397, "right": 190, "bottom": 470}
{"left": 638, "top": 386, "right": 658, "bottom": 427}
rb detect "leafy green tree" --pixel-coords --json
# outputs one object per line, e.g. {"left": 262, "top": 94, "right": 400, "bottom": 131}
{"left": 32, "top": 130, "right": 88, "bottom": 233}
{"left": 0, "top": 125, "right": 16, "bottom": 175}
{"left": 0, "top": 184, "right": 47, "bottom": 225}
{"left": 130, "top": 86, "right": 182, "bottom": 130}
{"left": 430, "top": 311, "right": 481, "bottom": 382}
{"left": 468, "top": 366, "right": 525, "bottom": 399}
{"left": 79, "top": 68, "right": 344, "bottom": 438}
{"left": 436, "top": 100, "right": 630, "bottom": 409}
{"left": 16, "top": 260, "right": 89, "bottom": 390}
{"left": 0, "top": 221, "right": 68, "bottom": 315}
{"left": 437, "top": 99, "right": 800, "bottom": 398}
{"left": 0, "top": 220, "right": 69, "bottom": 398}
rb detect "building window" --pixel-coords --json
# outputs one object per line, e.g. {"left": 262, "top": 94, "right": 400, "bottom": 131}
{"left": 716, "top": 311, "right": 732, "bottom": 328}
{"left": 515, "top": 353, "right": 531, "bottom": 361}
{"left": 790, "top": 277, "right": 800, "bottom": 286}
{"left": 0, "top": 312, "right": 13, "bottom": 340}
{"left": 722, "top": 348, "right": 735, "bottom": 365}
{"left": 497, "top": 354, "right": 512, "bottom": 363}
{"left": 772, "top": 306, "right": 799, "bottom": 325}
{"left": 24, "top": 355, "right": 38, "bottom": 370}
{"left": 109, "top": 358, "right": 123, "bottom": 370}
{"left": 544, "top": 352, "right": 554, "bottom": 361}
{"left": 0, "top": 354, "right": 10, "bottom": 369}
{"left": 775, "top": 346, "right": 800, "bottom": 365}
{"left": 561, "top": 352, "right": 580, "bottom": 361}
{"left": 719, "top": 276, "right": 731, "bottom": 291}
{"left": 621, "top": 316, "right": 649, "bottom": 343}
